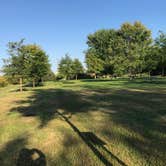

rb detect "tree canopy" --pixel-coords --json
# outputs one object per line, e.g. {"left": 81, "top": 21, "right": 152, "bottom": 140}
{"left": 3, "top": 40, "right": 50, "bottom": 88}
{"left": 155, "top": 31, "right": 166, "bottom": 76}
{"left": 85, "top": 21, "right": 159, "bottom": 77}
{"left": 58, "top": 54, "right": 84, "bottom": 80}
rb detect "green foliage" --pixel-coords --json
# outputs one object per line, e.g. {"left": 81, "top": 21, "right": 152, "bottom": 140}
{"left": 143, "top": 46, "right": 159, "bottom": 73}
{"left": 58, "top": 54, "right": 84, "bottom": 80}
{"left": 58, "top": 54, "right": 74, "bottom": 80}
{"left": 43, "top": 70, "right": 56, "bottom": 81}
{"left": 85, "top": 21, "right": 153, "bottom": 77}
{"left": 85, "top": 49, "right": 104, "bottom": 75}
{"left": 2, "top": 39, "right": 26, "bottom": 81}
{"left": 72, "top": 58, "right": 84, "bottom": 79}
{"left": 3, "top": 40, "right": 50, "bottom": 85}
{"left": 87, "top": 29, "right": 115, "bottom": 60}
{"left": 21, "top": 44, "right": 50, "bottom": 83}
{"left": 117, "top": 21, "right": 152, "bottom": 76}
{"left": 86, "top": 29, "right": 116, "bottom": 75}
{"left": 0, "top": 76, "right": 8, "bottom": 87}
{"left": 155, "top": 31, "right": 166, "bottom": 75}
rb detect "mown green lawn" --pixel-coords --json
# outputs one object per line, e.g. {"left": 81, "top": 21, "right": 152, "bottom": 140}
{"left": 0, "top": 78, "right": 166, "bottom": 166}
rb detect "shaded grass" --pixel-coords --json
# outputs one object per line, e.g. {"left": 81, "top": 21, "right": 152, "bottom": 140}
{"left": 0, "top": 78, "right": 166, "bottom": 165}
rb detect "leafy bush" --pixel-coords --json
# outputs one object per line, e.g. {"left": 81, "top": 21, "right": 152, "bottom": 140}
{"left": 0, "top": 76, "right": 8, "bottom": 87}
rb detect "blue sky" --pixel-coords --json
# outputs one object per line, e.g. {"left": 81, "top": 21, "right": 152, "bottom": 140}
{"left": 0, "top": 0, "right": 165, "bottom": 72}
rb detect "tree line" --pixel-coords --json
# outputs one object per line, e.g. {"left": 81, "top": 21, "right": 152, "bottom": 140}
{"left": 1, "top": 21, "right": 166, "bottom": 90}
{"left": 85, "top": 21, "right": 166, "bottom": 78}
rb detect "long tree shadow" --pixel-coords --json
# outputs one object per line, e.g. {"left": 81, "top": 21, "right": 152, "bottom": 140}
{"left": 10, "top": 89, "right": 92, "bottom": 127}
{"left": 56, "top": 110, "right": 127, "bottom": 166}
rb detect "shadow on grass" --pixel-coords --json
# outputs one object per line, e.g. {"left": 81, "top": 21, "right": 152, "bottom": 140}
{"left": 10, "top": 89, "right": 92, "bottom": 127}
{"left": 9, "top": 86, "right": 166, "bottom": 165}
{"left": 16, "top": 148, "right": 46, "bottom": 166}
{"left": 57, "top": 110, "right": 127, "bottom": 166}
{"left": 0, "top": 137, "right": 27, "bottom": 165}
{"left": 0, "top": 136, "right": 46, "bottom": 166}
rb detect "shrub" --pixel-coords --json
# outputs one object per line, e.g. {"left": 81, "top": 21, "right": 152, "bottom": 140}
{"left": 0, "top": 76, "right": 8, "bottom": 87}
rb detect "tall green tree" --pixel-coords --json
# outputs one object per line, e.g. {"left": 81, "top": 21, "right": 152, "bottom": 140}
{"left": 85, "top": 49, "right": 104, "bottom": 78}
{"left": 85, "top": 22, "right": 152, "bottom": 78}
{"left": 3, "top": 39, "right": 26, "bottom": 91}
{"left": 86, "top": 29, "right": 116, "bottom": 76}
{"left": 72, "top": 58, "right": 84, "bottom": 80}
{"left": 117, "top": 21, "right": 152, "bottom": 77}
{"left": 58, "top": 54, "right": 74, "bottom": 80}
{"left": 22, "top": 44, "right": 50, "bottom": 87}
{"left": 108, "top": 31, "right": 127, "bottom": 76}
{"left": 3, "top": 41, "right": 50, "bottom": 88}
{"left": 143, "top": 45, "right": 159, "bottom": 76}
{"left": 155, "top": 31, "right": 166, "bottom": 76}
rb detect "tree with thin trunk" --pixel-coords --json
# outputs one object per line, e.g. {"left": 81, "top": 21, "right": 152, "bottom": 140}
{"left": 2, "top": 39, "right": 26, "bottom": 91}
{"left": 155, "top": 31, "right": 166, "bottom": 76}
{"left": 58, "top": 54, "right": 74, "bottom": 80}
{"left": 85, "top": 49, "right": 104, "bottom": 79}
{"left": 22, "top": 44, "right": 50, "bottom": 86}
{"left": 3, "top": 41, "right": 50, "bottom": 89}
{"left": 72, "top": 59, "right": 84, "bottom": 80}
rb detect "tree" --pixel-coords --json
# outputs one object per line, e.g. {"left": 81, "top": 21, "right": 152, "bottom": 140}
{"left": 3, "top": 39, "right": 26, "bottom": 91}
{"left": 85, "top": 49, "right": 104, "bottom": 78}
{"left": 85, "top": 22, "right": 152, "bottom": 78}
{"left": 72, "top": 59, "right": 84, "bottom": 80}
{"left": 58, "top": 54, "right": 74, "bottom": 80}
{"left": 143, "top": 45, "right": 159, "bottom": 76}
{"left": 86, "top": 29, "right": 116, "bottom": 76}
{"left": 22, "top": 44, "right": 50, "bottom": 87}
{"left": 3, "top": 41, "right": 50, "bottom": 89}
{"left": 117, "top": 21, "right": 152, "bottom": 77}
{"left": 108, "top": 31, "right": 127, "bottom": 76}
{"left": 155, "top": 31, "right": 166, "bottom": 76}
{"left": 87, "top": 29, "right": 114, "bottom": 60}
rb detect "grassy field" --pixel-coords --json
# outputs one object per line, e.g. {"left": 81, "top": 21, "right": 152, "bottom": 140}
{"left": 0, "top": 78, "right": 166, "bottom": 166}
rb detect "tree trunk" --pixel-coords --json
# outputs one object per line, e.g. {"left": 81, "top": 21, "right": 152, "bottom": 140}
{"left": 33, "top": 79, "right": 35, "bottom": 88}
{"left": 94, "top": 73, "right": 96, "bottom": 79}
{"left": 75, "top": 74, "right": 78, "bottom": 80}
{"left": 19, "top": 77, "right": 23, "bottom": 92}
{"left": 162, "top": 66, "right": 165, "bottom": 76}
{"left": 129, "top": 68, "right": 133, "bottom": 80}
{"left": 149, "top": 71, "right": 151, "bottom": 79}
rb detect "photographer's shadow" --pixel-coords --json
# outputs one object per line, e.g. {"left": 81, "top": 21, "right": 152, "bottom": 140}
{"left": 16, "top": 148, "right": 46, "bottom": 166}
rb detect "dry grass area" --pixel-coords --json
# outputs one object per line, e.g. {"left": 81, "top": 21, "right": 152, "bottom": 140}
{"left": 0, "top": 78, "right": 166, "bottom": 166}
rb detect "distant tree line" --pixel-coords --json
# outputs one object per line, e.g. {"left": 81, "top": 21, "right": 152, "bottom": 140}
{"left": 85, "top": 21, "right": 166, "bottom": 78}
{"left": 1, "top": 21, "right": 166, "bottom": 89}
